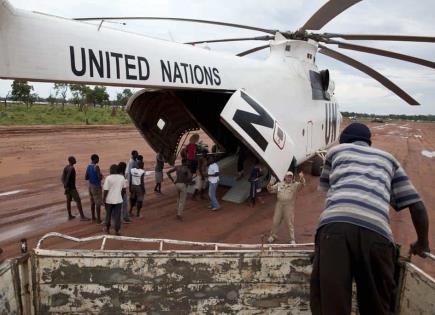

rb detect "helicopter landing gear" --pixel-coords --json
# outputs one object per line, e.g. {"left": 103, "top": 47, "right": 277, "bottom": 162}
{"left": 311, "top": 150, "right": 326, "bottom": 176}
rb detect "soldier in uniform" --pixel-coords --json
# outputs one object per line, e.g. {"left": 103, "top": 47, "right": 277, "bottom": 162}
{"left": 267, "top": 171, "right": 305, "bottom": 244}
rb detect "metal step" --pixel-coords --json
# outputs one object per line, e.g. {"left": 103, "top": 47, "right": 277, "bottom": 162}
{"left": 222, "top": 176, "right": 251, "bottom": 204}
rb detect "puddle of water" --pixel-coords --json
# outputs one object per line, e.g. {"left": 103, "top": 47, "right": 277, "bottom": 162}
{"left": 373, "top": 125, "right": 386, "bottom": 129}
{"left": 421, "top": 150, "right": 435, "bottom": 158}
{"left": 0, "top": 224, "right": 34, "bottom": 242}
{"left": 399, "top": 125, "right": 411, "bottom": 130}
{"left": 0, "top": 189, "right": 25, "bottom": 197}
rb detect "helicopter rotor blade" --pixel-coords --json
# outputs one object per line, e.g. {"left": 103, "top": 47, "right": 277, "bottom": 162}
{"left": 300, "top": 0, "right": 362, "bottom": 31}
{"left": 324, "top": 40, "right": 435, "bottom": 69}
{"left": 322, "top": 33, "right": 435, "bottom": 42}
{"left": 185, "top": 35, "right": 274, "bottom": 45}
{"left": 74, "top": 16, "right": 278, "bottom": 35}
{"left": 318, "top": 45, "right": 419, "bottom": 105}
{"left": 236, "top": 45, "right": 270, "bottom": 57}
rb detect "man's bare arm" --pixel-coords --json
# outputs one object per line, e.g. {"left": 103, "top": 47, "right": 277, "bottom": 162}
{"left": 140, "top": 174, "right": 145, "bottom": 192}
{"left": 409, "top": 201, "right": 430, "bottom": 257}
{"left": 166, "top": 167, "right": 176, "bottom": 183}
{"left": 64, "top": 166, "right": 72, "bottom": 188}
{"left": 298, "top": 172, "right": 306, "bottom": 188}
{"left": 96, "top": 165, "right": 103, "bottom": 180}
{"left": 103, "top": 190, "right": 108, "bottom": 204}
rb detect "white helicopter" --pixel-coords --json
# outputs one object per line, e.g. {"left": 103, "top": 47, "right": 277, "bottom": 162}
{"left": 1, "top": 0, "right": 434, "bottom": 194}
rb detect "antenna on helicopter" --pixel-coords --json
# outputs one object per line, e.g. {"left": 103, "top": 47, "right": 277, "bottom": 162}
{"left": 96, "top": 19, "right": 127, "bottom": 31}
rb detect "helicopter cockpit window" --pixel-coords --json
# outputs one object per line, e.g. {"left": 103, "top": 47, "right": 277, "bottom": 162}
{"left": 157, "top": 118, "right": 166, "bottom": 130}
{"left": 309, "top": 70, "right": 330, "bottom": 101}
{"left": 285, "top": 45, "right": 291, "bottom": 52}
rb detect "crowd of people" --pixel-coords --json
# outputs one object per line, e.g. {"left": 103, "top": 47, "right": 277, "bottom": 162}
{"left": 60, "top": 133, "right": 227, "bottom": 234}
{"left": 61, "top": 151, "right": 149, "bottom": 235}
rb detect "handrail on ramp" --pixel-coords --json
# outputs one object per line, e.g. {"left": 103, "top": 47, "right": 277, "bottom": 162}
{"left": 36, "top": 232, "right": 314, "bottom": 252}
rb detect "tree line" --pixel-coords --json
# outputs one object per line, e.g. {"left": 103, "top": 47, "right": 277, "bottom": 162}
{"left": 341, "top": 111, "right": 435, "bottom": 122}
{"left": 1, "top": 80, "right": 133, "bottom": 111}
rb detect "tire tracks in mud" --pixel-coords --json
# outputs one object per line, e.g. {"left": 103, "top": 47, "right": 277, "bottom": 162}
{"left": 0, "top": 200, "right": 64, "bottom": 221}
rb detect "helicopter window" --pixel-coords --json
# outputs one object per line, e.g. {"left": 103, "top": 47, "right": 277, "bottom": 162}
{"left": 285, "top": 45, "right": 291, "bottom": 52}
{"left": 309, "top": 70, "right": 329, "bottom": 101}
{"left": 157, "top": 118, "right": 166, "bottom": 130}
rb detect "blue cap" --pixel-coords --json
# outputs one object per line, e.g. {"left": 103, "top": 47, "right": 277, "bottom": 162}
{"left": 339, "top": 123, "right": 372, "bottom": 146}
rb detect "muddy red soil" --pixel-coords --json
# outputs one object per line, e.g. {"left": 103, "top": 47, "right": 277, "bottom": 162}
{"left": 0, "top": 122, "right": 434, "bottom": 276}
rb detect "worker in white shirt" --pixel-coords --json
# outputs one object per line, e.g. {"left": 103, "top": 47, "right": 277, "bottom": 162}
{"left": 129, "top": 161, "right": 145, "bottom": 217}
{"left": 103, "top": 164, "right": 127, "bottom": 236}
{"left": 207, "top": 156, "right": 220, "bottom": 211}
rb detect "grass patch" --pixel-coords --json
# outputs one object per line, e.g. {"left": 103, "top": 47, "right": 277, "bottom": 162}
{"left": 0, "top": 103, "right": 131, "bottom": 125}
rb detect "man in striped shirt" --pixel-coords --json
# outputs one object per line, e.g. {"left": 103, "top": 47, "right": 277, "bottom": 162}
{"left": 310, "top": 123, "right": 430, "bottom": 315}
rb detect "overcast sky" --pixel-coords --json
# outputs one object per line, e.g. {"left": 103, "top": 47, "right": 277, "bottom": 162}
{"left": 1, "top": 0, "right": 435, "bottom": 115}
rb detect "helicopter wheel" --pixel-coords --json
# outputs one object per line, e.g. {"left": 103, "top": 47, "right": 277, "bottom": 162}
{"left": 311, "top": 155, "right": 323, "bottom": 177}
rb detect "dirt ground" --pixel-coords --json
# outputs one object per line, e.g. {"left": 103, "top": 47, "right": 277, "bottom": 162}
{"left": 0, "top": 122, "right": 434, "bottom": 277}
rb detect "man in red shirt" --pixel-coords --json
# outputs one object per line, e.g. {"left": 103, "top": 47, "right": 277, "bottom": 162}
{"left": 186, "top": 134, "right": 199, "bottom": 173}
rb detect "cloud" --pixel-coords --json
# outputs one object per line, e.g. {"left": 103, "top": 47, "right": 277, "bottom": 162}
{"left": 330, "top": 69, "right": 435, "bottom": 115}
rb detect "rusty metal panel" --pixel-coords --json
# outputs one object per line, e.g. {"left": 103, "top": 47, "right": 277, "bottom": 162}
{"left": 397, "top": 262, "right": 435, "bottom": 315}
{"left": 0, "top": 260, "right": 19, "bottom": 315}
{"left": 34, "top": 249, "right": 313, "bottom": 314}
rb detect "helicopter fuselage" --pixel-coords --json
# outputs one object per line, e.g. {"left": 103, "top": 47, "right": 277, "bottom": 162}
{"left": 0, "top": 0, "right": 341, "bottom": 179}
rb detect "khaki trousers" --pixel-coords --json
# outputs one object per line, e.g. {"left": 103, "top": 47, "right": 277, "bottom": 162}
{"left": 175, "top": 183, "right": 187, "bottom": 216}
{"left": 270, "top": 200, "right": 295, "bottom": 242}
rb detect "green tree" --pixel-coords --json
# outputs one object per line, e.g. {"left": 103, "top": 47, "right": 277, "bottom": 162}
{"left": 29, "top": 92, "right": 39, "bottom": 107}
{"left": 69, "top": 84, "right": 90, "bottom": 112}
{"left": 11, "top": 80, "right": 34, "bottom": 109}
{"left": 3, "top": 91, "right": 10, "bottom": 110}
{"left": 70, "top": 85, "right": 109, "bottom": 108}
{"left": 91, "top": 86, "right": 109, "bottom": 107}
{"left": 47, "top": 94, "right": 56, "bottom": 106}
{"left": 116, "top": 89, "right": 133, "bottom": 107}
{"left": 54, "top": 83, "right": 69, "bottom": 111}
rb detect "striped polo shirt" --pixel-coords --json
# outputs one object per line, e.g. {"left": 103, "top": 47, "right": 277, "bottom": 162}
{"left": 318, "top": 141, "right": 421, "bottom": 242}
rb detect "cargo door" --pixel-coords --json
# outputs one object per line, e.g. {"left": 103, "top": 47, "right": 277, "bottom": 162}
{"left": 220, "top": 89, "right": 295, "bottom": 180}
